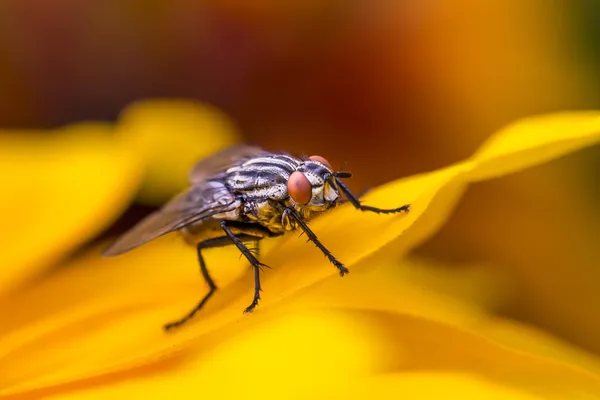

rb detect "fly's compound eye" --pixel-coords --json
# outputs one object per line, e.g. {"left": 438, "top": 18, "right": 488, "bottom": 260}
{"left": 309, "top": 155, "right": 332, "bottom": 170}
{"left": 288, "top": 171, "right": 312, "bottom": 205}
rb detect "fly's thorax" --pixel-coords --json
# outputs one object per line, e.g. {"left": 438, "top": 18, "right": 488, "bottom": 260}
{"left": 224, "top": 154, "right": 297, "bottom": 201}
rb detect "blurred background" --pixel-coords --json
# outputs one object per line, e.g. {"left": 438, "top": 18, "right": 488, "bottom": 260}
{"left": 3, "top": 0, "right": 600, "bottom": 359}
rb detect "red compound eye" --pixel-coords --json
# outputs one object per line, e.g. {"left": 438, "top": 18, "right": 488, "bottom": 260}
{"left": 309, "top": 155, "right": 332, "bottom": 170}
{"left": 287, "top": 171, "right": 312, "bottom": 204}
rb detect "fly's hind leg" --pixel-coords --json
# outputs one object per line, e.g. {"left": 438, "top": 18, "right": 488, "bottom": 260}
{"left": 220, "top": 221, "right": 269, "bottom": 314}
{"left": 164, "top": 238, "right": 223, "bottom": 331}
{"left": 164, "top": 233, "right": 264, "bottom": 331}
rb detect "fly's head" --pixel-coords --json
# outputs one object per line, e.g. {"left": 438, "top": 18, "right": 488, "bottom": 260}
{"left": 287, "top": 155, "right": 340, "bottom": 213}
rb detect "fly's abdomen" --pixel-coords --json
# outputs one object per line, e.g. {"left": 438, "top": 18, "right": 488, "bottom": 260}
{"left": 241, "top": 199, "right": 286, "bottom": 233}
{"left": 180, "top": 218, "right": 227, "bottom": 246}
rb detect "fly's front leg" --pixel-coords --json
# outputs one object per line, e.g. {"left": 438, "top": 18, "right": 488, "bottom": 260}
{"left": 220, "top": 221, "right": 268, "bottom": 314}
{"left": 282, "top": 207, "right": 349, "bottom": 276}
{"left": 337, "top": 187, "right": 371, "bottom": 206}
{"left": 333, "top": 172, "right": 410, "bottom": 214}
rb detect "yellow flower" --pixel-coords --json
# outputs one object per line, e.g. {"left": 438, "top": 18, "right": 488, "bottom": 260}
{"left": 0, "top": 123, "right": 143, "bottom": 295}
{"left": 3, "top": 103, "right": 600, "bottom": 399}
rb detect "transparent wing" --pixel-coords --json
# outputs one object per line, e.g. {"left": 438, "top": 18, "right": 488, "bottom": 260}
{"left": 189, "top": 144, "right": 268, "bottom": 184}
{"left": 103, "top": 181, "right": 238, "bottom": 256}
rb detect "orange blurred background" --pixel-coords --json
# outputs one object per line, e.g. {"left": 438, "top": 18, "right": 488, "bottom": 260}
{"left": 3, "top": 0, "right": 600, "bottom": 356}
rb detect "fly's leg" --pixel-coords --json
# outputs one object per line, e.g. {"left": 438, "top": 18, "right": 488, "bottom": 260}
{"left": 164, "top": 240, "right": 217, "bottom": 331}
{"left": 164, "top": 233, "right": 265, "bottom": 331}
{"left": 334, "top": 173, "right": 410, "bottom": 214}
{"left": 338, "top": 187, "right": 371, "bottom": 205}
{"left": 282, "top": 207, "right": 349, "bottom": 276}
{"left": 247, "top": 240, "right": 260, "bottom": 258}
{"left": 220, "top": 221, "right": 267, "bottom": 314}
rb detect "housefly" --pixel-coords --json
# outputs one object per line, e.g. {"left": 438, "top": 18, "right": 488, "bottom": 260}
{"left": 104, "top": 145, "right": 410, "bottom": 330}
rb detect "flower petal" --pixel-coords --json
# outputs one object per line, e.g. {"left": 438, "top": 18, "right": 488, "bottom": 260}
{"left": 23, "top": 309, "right": 600, "bottom": 399}
{"left": 6, "top": 111, "right": 600, "bottom": 396}
{"left": 468, "top": 112, "right": 600, "bottom": 181}
{"left": 0, "top": 235, "right": 263, "bottom": 395}
{"left": 0, "top": 124, "right": 142, "bottom": 295}
{"left": 286, "top": 253, "right": 600, "bottom": 377}
{"left": 115, "top": 99, "right": 242, "bottom": 204}
{"left": 324, "top": 373, "right": 545, "bottom": 400}
{"left": 4, "top": 242, "right": 600, "bottom": 397}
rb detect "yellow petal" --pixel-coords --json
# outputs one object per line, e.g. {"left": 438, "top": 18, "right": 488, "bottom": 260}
{"left": 288, "top": 253, "right": 600, "bottom": 377}
{"left": 325, "top": 371, "right": 596, "bottom": 400}
{"left": 468, "top": 112, "right": 600, "bottom": 181}
{"left": 6, "top": 110, "right": 600, "bottom": 397}
{"left": 2, "top": 238, "right": 599, "bottom": 397}
{"left": 115, "top": 99, "right": 242, "bottom": 204}
{"left": 0, "top": 124, "right": 142, "bottom": 295}
{"left": 28, "top": 309, "right": 600, "bottom": 399}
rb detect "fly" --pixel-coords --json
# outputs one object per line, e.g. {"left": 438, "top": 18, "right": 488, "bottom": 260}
{"left": 103, "top": 145, "right": 410, "bottom": 330}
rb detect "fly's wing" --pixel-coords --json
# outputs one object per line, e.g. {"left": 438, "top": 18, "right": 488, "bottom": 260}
{"left": 103, "top": 181, "right": 238, "bottom": 256}
{"left": 105, "top": 145, "right": 268, "bottom": 256}
{"left": 189, "top": 144, "right": 268, "bottom": 184}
